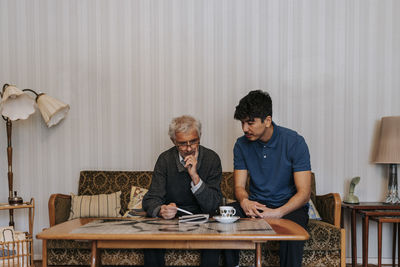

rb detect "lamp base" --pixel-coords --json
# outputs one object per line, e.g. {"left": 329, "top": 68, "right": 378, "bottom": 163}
{"left": 385, "top": 192, "right": 400, "bottom": 204}
{"left": 8, "top": 191, "right": 23, "bottom": 205}
{"left": 385, "top": 164, "right": 399, "bottom": 204}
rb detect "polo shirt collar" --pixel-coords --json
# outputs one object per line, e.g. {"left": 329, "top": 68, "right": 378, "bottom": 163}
{"left": 257, "top": 121, "right": 279, "bottom": 148}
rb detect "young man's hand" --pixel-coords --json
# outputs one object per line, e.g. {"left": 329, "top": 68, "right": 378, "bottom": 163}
{"left": 159, "top": 203, "right": 177, "bottom": 219}
{"left": 240, "top": 199, "right": 266, "bottom": 218}
{"left": 254, "top": 206, "right": 283, "bottom": 219}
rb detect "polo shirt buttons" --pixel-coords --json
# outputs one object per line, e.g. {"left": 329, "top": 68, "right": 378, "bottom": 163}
{"left": 262, "top": 145, "right": 267, "bottom": 158}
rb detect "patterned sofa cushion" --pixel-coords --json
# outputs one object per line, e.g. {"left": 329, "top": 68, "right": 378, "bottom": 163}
{"left": 305, "top": 220, "right": 341, "bottom": 250}
{"left": 48, "top": 248, "right": 341, "bottom": 267}
{"left": 48, "top": 239, "right": 91, "bottom": 249}
{"left": 48, "top": 247, "right": 341, "bottom": 267}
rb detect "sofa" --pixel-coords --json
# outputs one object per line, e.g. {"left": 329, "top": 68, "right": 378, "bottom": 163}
{"left": 47, "top": 170, "right": 345, "bottom": 266}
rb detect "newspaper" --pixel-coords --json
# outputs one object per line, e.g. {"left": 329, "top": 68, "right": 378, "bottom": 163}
{"left": 0, "top": 227, "right": 29, "bottom": 267}
{"left": 71, "top": 218, "right": 275, "bottom": 235}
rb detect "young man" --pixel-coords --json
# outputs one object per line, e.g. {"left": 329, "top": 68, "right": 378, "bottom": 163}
{"left": 232, "top": 90, "right": 311, "bottom": 267}
{"left": 142, "top": 115, "right": 229, "bottom": 267}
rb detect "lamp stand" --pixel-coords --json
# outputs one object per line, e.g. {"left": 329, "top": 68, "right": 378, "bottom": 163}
{"left": 385, "top": 164, "right": 400, "bottom": 204}
{"left": 6, "top": 118, "right": 15, "bottom": 226}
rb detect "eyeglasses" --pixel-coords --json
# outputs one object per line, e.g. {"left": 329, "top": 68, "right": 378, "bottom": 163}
{"left": 175, "top": 139, "right": 200, "bottom": 149}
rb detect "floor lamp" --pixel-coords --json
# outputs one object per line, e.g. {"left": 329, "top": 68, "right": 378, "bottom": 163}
{"left": 0, "top": 84, "right": 70, "bottom": 226}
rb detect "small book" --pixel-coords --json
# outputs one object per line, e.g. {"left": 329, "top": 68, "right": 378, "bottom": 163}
{"left": 178, "top": 214, "right": 209, "bottom": 224}
{"left": 123, "top": 210, "right": 146, "bottom": 218}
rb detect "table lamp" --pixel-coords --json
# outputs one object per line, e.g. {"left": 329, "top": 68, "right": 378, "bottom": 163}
{"left": 0, "top": 83, "right": 70, "bottom": 226}
{"left": 374, "top": 116, "right": 400, "bottom": 204}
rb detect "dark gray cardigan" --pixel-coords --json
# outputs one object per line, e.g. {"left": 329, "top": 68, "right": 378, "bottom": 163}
{"left": 142, "top": 145, "right": 223, "bottom": 217}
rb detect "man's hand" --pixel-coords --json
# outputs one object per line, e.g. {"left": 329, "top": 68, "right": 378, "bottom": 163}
{"left": 159, "top": 203, "right": 177, "bottom": 219}
{"left": 253, "top": 206, "right": 283, "bottom": 219}
{"left": 240, "top": 199, "right": 266, "bottom": 218}
{"left": 184, "top": 150, "right": 200, "bottom": 184}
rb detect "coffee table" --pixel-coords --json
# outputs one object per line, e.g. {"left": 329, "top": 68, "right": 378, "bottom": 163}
{"left": 37, "top": 217, "right": 309, "bottom": 267}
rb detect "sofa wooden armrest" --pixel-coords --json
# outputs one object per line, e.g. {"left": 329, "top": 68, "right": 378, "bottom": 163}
{"left": 49, "top": 193, "right": 71, "bottom": 227}
{"left": 315, "top": 193, "right": 342, "bottom": 227}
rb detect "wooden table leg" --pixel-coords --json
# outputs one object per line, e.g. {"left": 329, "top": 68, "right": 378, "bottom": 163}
{"left": 42, "top": 240, "right": 47, "bottom": 267}
{"left": 362, "top": 214, "right": 369, "bottom": 267}
{"left": 397, "top": 223, "right": 400, "bottom": 267}
{"left": 91, "top": 241, "right": 100, "bottom": 267}
{"left": 377, "top": 220, "right": 382, "bottom": 267}
{"left": 351, "top": 209, "right": 357, "bottom": 267}
{"left": 393, "top": 223, "right": 397, "bottom": 267}
{"left": 341, "top": 206, "right": 344, "bottom": 227}
{"left": 255, "top": 243, "right": 262, "bottom": 267}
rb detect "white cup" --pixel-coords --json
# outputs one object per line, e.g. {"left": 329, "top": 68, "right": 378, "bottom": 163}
{"left": 219, "top": 206, "right": 236, "bottom": 217}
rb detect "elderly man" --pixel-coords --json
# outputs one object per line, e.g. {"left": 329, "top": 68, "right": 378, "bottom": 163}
{"left": 142, "top": 115, "right": 228, "bottom": 267}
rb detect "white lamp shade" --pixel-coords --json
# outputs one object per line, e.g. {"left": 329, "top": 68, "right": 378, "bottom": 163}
{"left": 0, "top": 85, "right": 36, "bottom": 121}
{"left": 37, "top": 94, "right": 70, "bottom": 127}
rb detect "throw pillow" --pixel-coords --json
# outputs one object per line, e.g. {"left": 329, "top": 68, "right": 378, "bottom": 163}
{"left": 127, "top": 186, "right": 148, "bottom": 211}
{"left": 308, "top": 199, "right": 322, "bottom": 220}
{"left": 68, "top": 191, "right": 122, "bottom": 220}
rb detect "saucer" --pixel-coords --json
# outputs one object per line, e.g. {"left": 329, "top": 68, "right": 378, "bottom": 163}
{"left": 213, "top": 215, "right": 240, "bottom": 224}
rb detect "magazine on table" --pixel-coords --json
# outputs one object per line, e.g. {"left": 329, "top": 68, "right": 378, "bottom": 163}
{"left": 178, "top": 214, "right": 209, "bottom": 224}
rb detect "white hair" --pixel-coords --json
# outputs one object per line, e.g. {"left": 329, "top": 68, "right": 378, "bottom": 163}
{"left": 168, "top": 115, "right": 202, "bottom": 141}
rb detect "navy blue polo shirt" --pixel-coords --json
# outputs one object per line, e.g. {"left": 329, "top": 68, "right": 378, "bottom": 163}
{"left": 233, "top": 121, "right": 311, "bottom": 207}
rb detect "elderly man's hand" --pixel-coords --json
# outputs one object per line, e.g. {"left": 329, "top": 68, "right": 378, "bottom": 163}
{"left": 159, "top": 203, "right": 177, "bottom": 219}
{"left": 184, "top": 150, "right": 200, "bottom": 184}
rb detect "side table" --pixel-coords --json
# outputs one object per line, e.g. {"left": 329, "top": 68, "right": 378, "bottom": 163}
{"left": 341, "top": 202, "right": 400, "bottom": 267}
{"left": 359, "top": 210, "right": 400, "bottom": 267}
{"left": 370, "top": 215, "right": 400, "bottom": 267}
{"left": 0, "top": 198, "right": 35, "bottom": 266}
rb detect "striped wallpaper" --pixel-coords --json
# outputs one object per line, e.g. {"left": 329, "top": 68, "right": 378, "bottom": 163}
{"left": 0, "top": 0, "right": 399, "bottom": 263}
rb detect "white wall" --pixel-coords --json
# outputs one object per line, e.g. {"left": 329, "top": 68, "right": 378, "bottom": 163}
{"left": 0, "top": 0, "right": 399, "bottom": 263}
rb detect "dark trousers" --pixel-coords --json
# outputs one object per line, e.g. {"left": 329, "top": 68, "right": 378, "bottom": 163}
{"left": 144, "top": 248, "right": 236, "bottom": 267}
{"left": 229, "top": 201, "right": 308, "bottom": 267}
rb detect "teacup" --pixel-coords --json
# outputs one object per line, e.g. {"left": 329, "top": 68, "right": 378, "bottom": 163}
{"left": 219, "top": 206, "right": 236, "bottom": 217}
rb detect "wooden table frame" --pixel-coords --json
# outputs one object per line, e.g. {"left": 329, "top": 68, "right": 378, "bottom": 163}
{"left": 370, "top": 216, "right": 400, "bottom": 267}
{"left": 37, "top": 218, "right": 309, "bottom": 267}
{"left": 342, "top": 202, "right": 400, "bottom": 267}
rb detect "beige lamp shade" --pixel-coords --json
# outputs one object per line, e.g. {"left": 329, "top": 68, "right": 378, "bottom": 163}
{"left": 374, "top": 116, "right": 400, "bottom": 164}
{"left": 0, "top": 85, "right": 36, "bottom": 121}
{"left": 37, "top": 94, "right": 70, "bottom": 127}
